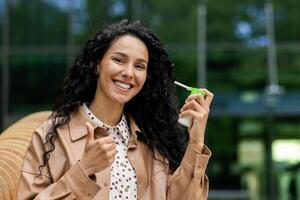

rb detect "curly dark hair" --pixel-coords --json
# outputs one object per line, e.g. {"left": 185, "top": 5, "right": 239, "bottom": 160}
{"left": 40, "top": 19, "right": 188, "bottom": 174}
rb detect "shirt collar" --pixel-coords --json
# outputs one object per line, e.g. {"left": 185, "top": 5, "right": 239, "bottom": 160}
{"left": 82, "top": 103, "right": 129, "bottom": 140}
{"left": 82, "top": 103, "right": 125, "bottom": 129}
{"left": 67, "top": 105, "right": 140, "bottom": 143}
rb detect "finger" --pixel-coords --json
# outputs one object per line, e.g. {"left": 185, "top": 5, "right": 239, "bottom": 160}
{"left": 85, "top": 122, "right": 95, "bottom": 141}
{"left": 197, "top": 94, "right": 210, "bottom": 111}
{"left": 179, "top": 109, "right": 206, "bottom": 121}
{"left": 105, "top": 149, "right": 117, "bottom": 161}
{"left": 180, "top": 104, "right": 208, "bottom": 120}
{"left": 96, "top": 135, "right": 115, "bottom": 144}
{"left": 201, "top": 88, "right": 214, "bottom": 107}
{"left": 110, "top": 148, "right": 118, "bottom": 157}
{"left": 107, "top": 150, "right": 117, "bottom": 165}
{"left": 181, "top": 99, "right": 208, "bottom": 114}
{"left": 181, "top": 99, "right": 200, "bottom": 112}
{"left": 185, "top": 94, "right": 207, "bottom": 108}
{"left": 103, "top": 142, "right": 117, "bottom": 151}
{"left": 185, "top": 93, "right": 204, "bottom": 104}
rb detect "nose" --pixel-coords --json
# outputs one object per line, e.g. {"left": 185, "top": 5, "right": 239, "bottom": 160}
{"left": 121, "top": 64, "right": 134, "bottom": 79}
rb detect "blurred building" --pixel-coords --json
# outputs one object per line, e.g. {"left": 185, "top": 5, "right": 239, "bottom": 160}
{"left": 1, "top": 0, "right": 300, "bottom": 199}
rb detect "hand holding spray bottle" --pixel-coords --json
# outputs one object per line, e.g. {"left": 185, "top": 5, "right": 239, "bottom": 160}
{"left": 175, "top": 81, "right": 205, "bottom": 128}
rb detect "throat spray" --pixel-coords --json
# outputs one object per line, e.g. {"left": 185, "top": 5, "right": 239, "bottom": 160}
{"left": 174, "top": 81, "right": 205, "bottom": 128}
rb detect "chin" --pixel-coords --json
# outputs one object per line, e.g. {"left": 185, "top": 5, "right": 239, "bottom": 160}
{"left": 112, "top": 95, "right": 132, "bottom": 105}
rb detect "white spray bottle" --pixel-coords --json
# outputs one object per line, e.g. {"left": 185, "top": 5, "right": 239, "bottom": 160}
{"left": 175, "top": 81, "right": 205, "bottom": 128}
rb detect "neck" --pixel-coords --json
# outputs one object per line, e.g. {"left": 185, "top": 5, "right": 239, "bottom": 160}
{"left": 89, "top": 95, "right": 124, "bottom": 127}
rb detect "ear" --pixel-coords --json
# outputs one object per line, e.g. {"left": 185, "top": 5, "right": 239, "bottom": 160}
{"left": 95, "top": 64, "right": 100, "bottom": 76}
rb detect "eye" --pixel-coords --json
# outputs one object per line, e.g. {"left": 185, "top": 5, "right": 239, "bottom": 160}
{"left": 135, "top": 64, "right": 146, "bottom": 71}
{"left": 113, "top": 57, "right": 125, "bottom": 64}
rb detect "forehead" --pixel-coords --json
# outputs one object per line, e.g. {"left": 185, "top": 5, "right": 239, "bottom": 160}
{"left": 106, "top": 35, "right": 149, "bottom": 59}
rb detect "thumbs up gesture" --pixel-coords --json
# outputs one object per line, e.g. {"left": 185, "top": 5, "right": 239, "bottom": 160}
{"left": 80, "top": 122, "right": 117, "bottom": 176}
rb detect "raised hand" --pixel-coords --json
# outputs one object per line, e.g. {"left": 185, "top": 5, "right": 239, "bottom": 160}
{"left": 80, "top": 122, "right": 117, "bottom": 176}
{"left": 179, "top": 89, "right": 214, "bottom": 150}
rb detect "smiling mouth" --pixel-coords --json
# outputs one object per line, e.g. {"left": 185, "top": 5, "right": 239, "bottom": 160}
{"left": 113, "top": 80, "right": 132, "bottom": 90}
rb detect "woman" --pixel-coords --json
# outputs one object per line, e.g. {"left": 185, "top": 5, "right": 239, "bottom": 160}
{"left": 17, "top": 19, "right": 213, "bottom": 200}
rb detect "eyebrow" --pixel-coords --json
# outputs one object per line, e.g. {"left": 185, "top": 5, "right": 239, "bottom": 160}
{"left": 112, "top": 52, "right": 148, "bottom": 64}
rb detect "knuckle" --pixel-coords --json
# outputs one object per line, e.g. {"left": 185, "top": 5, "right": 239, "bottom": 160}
{"left": 96, "top": 141, "right": 103, "bottom": 148}
{"left": 98, "top": 144, "right": 107, "bottom": 152}
{"left": 104, "top": 152, "right": 110, "bottom": 159}
{"left": 85, "top": 141, "right": 93, "bottom": 147}
{"left": 192, "top": 99, "right": 197, "bottom": 105}
{"left": 97, "top": 139, "right": 104, "bottom": 146}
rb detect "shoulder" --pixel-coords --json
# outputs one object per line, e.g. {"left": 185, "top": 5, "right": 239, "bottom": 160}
{"left": 34, "top": 117, "right": 68, "bottom": 143}
{"left": 36, "top": 119, "right": 53, "bottom": 133}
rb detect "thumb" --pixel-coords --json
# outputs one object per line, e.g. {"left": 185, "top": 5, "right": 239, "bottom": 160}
{"left": 85, "top": 122, "right": 95, "bottom": 141}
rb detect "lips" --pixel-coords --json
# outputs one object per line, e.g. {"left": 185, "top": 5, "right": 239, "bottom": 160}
{"left": 113, "top": 80, "right": 132, "bottom": 90}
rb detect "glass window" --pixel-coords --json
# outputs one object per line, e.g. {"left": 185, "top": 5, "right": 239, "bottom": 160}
{"left": 278, "top": 49, "right": 300, "bottom": 89}
{"left": 9, "top": 54, "right": 67, "bottom": 115}
{"left": 207, "top": 48, "right": 268, "bottom": 92}
{"left": 10, "top": 0, "right": 69, "bottom": 45}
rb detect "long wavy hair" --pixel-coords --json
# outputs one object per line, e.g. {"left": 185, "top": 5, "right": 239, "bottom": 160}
{"left": 40, "top": 19, "right": 188, "bottom": 174}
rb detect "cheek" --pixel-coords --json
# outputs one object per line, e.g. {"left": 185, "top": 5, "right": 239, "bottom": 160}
{"left": 138, "top": 78, "right": 147, "bottom": 91}
{"left": 98, "top": 75, "right": 108, "bottom": 91}
{"left": 139, "top": 72, "right": 147, "bottom": 85}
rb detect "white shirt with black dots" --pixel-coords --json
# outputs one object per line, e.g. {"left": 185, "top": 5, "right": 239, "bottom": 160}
{"left": 82, "top": 103, "right": 137, "bottom": 200}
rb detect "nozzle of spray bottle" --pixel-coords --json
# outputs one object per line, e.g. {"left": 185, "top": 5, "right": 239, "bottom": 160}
{"left": 175, "top": 81, "right": 205, "bottom": 128}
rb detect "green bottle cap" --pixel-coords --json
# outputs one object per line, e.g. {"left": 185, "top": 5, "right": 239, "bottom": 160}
{"left": 188, "top": 87, "right": 206, "bottom": 96}
{"left": 174, "top": 81, "right": 205, "bottom": 96}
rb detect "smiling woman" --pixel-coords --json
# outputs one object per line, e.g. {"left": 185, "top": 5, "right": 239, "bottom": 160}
{"left": 17, "top": 19, "right": 213, "bottom": 200}
{"left": 92, "top": 35, "right": 148, "bottom": 110}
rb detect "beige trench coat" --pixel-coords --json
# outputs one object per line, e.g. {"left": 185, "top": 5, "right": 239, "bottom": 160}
{"left": 17, "top": 106, "right": 211, "bottom": 199}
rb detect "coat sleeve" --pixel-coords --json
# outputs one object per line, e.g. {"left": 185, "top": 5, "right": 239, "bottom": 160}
{"left": 167, "top": 144, "right": 211, "bottom": 200}
{"left": 17, "top": 131, "right": 101, "bottom": 200}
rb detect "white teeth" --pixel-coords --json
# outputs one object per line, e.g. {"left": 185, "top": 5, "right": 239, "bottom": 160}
{"left": 114, "top": 81, "right": 131, "bottom": 89}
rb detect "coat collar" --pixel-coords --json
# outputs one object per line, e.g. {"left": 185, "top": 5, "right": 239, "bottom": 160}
{"left": 67, "top": 105, "right": 140, "bottom": 144}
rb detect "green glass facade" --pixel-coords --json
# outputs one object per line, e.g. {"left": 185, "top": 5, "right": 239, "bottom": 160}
{"left": 1, "top": 0, "right": 299, "bottom": 199}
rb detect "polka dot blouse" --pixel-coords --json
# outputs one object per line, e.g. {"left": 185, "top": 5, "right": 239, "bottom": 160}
{"left": 82, "top": 103, "right": 137, "bottom": 200}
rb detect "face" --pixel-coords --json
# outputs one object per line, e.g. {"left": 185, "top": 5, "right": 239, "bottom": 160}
{"left": 95, "top": 35, "right": 149, "bottom": 105}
